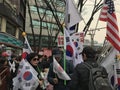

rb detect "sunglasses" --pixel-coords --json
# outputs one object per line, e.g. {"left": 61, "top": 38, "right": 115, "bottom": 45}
{"left": 33, "top": 58, "right": 39, "bottom": 61}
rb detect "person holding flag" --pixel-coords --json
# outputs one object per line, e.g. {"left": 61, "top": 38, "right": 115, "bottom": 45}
{"left": 27, "top": 52, "right": 45, "bottom": 90}
{"left": 13, "top": 53, "right": 45, "bottom": 90}
{"left": 13, "top": 32, "right": 45, "bottom": 90}
{"left": 47, "top": 47, "right": 74, "bottom": 90}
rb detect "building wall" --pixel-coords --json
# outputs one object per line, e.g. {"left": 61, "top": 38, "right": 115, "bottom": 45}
{"left": 0, "top": 0, "right": 26, "bottom": 55}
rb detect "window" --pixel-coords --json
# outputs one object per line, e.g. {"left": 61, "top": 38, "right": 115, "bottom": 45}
{"left": 19, "top": 30, "right": 24, "bottom": 41}
{"left": 6, "top": 22, "right": 16, "bottom": 36}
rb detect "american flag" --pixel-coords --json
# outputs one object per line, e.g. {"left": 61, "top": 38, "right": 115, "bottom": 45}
{"left": 99, "top": 0, "right": 120, "bottom": 51}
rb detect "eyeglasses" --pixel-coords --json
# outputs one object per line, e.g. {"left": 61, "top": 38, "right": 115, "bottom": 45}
{"left": 33, "top": 58, "right": 39, "bottom": 61}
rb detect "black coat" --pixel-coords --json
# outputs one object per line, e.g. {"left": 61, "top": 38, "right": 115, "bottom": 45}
{"left": 47, "top": 59, "right": 74, "bottom": 90}
{"left": 32, "top": 65, "right": 44, "bottom": 90}
{"left": 70, "top": 58, "right": 108, "bottom": 90}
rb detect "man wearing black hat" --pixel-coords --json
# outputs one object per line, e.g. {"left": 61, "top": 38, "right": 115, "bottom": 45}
{"left": 47, "top": 48, "right": 74, "bottom": 90}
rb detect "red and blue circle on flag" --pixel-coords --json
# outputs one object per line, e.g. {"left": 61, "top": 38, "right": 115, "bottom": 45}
{"left": 66, "top": 45, "right": 74, "bottom": 57}
{"left": 23, "top": 71, "right": 33, "bottom": 81}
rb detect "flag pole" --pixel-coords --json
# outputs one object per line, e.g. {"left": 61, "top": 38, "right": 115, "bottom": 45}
{"left": 22, "top": 32, "right": 33, "bottom": 52}
{"left": 63, "top": 26, "right": 67, "bottom": 85}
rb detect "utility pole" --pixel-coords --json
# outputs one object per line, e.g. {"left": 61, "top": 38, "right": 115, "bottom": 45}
{"left": 88, "top": 30, "right": 95, "bottom": 47}
{"left": 87, "top": 27, "right": 105, "bottom": 47}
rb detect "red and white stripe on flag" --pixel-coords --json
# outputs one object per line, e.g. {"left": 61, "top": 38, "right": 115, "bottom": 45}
{"left": 99, "top": 0, "right": 120, "bottom": 51}
{"left": 99, "top": 4, "right": 108, "bottom": 21}
{"left": 57, "top": 36, "right": 64, "bottom": 47}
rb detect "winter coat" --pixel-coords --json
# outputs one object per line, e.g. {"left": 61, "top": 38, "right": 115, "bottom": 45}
{"left": 70, "top": 58, "right": 108, "bottom": 90}
{"left": 47, "top": 59, "right": 74, "bottom": 90}
{"left": 32, "top": 65, "right": 44, "bottom": 90}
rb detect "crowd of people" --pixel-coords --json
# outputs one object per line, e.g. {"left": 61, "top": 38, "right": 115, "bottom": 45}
{"left": 0, "top": 50, "right": 52, "bottom": 90}
{"left": 0, "top": 46, "right": 112, "bottom": 90}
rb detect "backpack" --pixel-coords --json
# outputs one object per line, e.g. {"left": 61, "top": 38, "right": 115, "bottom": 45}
{"left": 83, "top": 62, "right": 114, "bottom": 90}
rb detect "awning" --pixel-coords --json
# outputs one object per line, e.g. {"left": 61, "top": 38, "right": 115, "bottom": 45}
{"left": 0, "top": 32, "right": 23, "bottom": 48}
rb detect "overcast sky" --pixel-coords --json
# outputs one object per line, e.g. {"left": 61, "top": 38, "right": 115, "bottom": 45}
{"left": 75, "top": 0, "right": 120, "bottom": 43}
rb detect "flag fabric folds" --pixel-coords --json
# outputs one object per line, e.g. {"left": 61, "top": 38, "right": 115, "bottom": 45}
{"left": 101, "top": 47, "right": 120, "bottom": 89}
{"left": 99, "top": 0, "right": 120, "bottom": 51}
{"left": 64, "top": 0, "right": 83, "bottom": 67}
{"left": 64, "top": 28, "right": 76, "bottom": 61}
{"left": 101, "top": 48, "right": 117, "bottom": 85}
{"left": 64, "top": 28, "right": 83, "bottom": 67}
{"left": 99, "top": 3, "right": 108, "bottom": 21}
{"left": 65, "top": 0, "right": 82, "bottom": 34}
{"left": 13, "top": 33, "right": 39, "bottom": 90}
{"left": 71, "top": 32, "right": 84, "bottom": 66}
{"left": 22, "top": 35, "right": 33, "bottom": 59}
{"left": 53, "top": 57, "right": 71, "bottom": 80}
{"left": 13, "top": 59, "right": 39, "bottom": 90}
{"left": 99, "top": 1, "right": 120, "bottom": 89}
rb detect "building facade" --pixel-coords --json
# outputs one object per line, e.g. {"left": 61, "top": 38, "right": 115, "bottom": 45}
{"left": 0, "top": 0, "right": 26, "bottom": 55}
{"left": 25, "top": 0, "right": 65, "bottom": 52}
